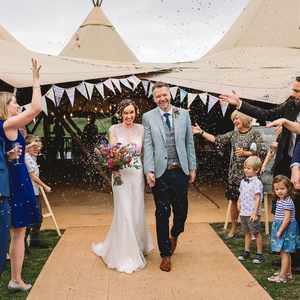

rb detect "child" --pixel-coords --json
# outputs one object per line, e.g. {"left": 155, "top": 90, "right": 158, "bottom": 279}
{"left": 268, "top": 175, "right": 300, "bottom": 283}
{"left": 238, "top": 156, "right": 264, "bottom": 264}
{"left": 25, "top": 135, "right": 51, "bottom": 247}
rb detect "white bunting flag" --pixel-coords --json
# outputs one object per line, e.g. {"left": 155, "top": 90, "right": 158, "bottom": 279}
{"left": 53, "top": 85, "right": 65, "bottom": 106}
{"left": 104, "top": 79, "right": 116, "bottom": 94}
{"left": 179, "top": 89, "right": 188, "bottom": 103}
{"left": 170, "top": 87, "right": 178, "bottom": 99}
{"left": 207, "top": 95, "right": 219, "bottom": 113}
{"left": 95, "top": 83, "right": 105, "bottom": 99}
{"left": 76, "top": 82, "right": 88, "bottom": 99}
{"left": 148, "top": 82, "right": 154, "bottom": 98}
{"left": 85, "top": 82, "right": 94, "bottom": 100}
{"left": 111, "top": 79, "right": 122, "bottom": 93}
{"left": 41, "top": 96, "right": 48, "bottom": 116}
{"left": 220, "top": 100, "right": 229, "bottom": 117}
{"left": 142, "top": 80, "right": 149, "bottom": 94}
{"left": 120, "top": 78, "right": 133, "bottom": 90}
{"left": 187, "top": 93, "right": 198, "bottom": 108}
{"left": 127, "top": 75, "right": 141, "bottom": 90}
{"left": 199, "top": 93, "right": 208, "bottom": 106}
{"left": 45, "top": 87, "right": 55, "bottom": 105}
{"left": 66, "top": 87, "right": 76, "bottom": 106}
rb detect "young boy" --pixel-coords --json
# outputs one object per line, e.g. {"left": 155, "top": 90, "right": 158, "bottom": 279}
{"left": 238, "top": 156, "right": 264, "bottom": 264}
{"left": 25, "top": 135, "right": 51, "bottom": 248}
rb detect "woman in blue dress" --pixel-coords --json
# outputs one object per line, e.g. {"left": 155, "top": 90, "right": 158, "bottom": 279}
{"left": 0, "top": 59, "right": 42, "bottom": 291}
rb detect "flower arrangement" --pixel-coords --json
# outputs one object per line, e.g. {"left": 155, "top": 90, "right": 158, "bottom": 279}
{"left": 96, "top": 143, "right": 140, "bottom": 185}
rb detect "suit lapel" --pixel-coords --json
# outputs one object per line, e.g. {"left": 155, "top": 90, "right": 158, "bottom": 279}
{"left": 173, "top": 106, "right": 180, "bottom": 143}
{"left": 155, "top": 107, "right": 166, "bottom": 143}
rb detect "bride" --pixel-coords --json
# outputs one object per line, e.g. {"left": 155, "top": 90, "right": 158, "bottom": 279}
{"left": 92, "top": 99, "right": 153, "bottom": 273}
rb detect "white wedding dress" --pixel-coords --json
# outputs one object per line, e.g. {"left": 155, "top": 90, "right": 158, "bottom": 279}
{"left": 92, "top": 123, "right": 153, "bottom": 273}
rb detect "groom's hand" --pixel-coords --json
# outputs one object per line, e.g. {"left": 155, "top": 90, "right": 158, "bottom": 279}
{"left": 189, "top": 170, "right": 196, "bottom": 184}
{"left": 146, "top": 172, "right": 156, "bottom": 188}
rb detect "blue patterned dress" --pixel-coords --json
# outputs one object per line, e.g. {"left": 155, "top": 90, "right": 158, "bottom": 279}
{"left": 0, "top": 121, "right": 41, "bottom": 228}
{"left": 271, "top": 196, "right": 300, "bottom": 253}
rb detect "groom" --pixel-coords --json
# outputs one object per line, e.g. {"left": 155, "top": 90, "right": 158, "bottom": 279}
{"left": 143, "top": 82, "right": 196, "bottom": 272}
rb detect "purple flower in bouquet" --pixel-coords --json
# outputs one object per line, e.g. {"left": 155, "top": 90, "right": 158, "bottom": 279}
{"left": 95, "top": 143, "right": 140, "bottom": 185}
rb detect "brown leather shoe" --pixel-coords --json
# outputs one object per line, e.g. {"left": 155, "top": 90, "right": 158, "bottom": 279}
{"left": 160, "top": 257, "right": 171, "bottom": 272}
{"left": 170, "top": 237, "right": 177, "bottom": 255}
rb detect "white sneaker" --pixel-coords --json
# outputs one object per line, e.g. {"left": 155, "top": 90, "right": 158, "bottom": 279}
{"left": 8, "top": 280, "right": 32, "bottom": 291}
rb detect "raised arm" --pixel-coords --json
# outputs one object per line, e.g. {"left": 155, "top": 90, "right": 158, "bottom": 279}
{"left": 192, "top": 123, "right": 216, "bottom": 143}
{"left": 4, "top": 59, "right": 42, "bottom": 133}
{"left": 267, "top": 118, "right": 300, "bottom": 135}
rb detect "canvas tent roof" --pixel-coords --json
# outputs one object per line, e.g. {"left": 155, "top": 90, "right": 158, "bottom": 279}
{"left": 0, "top": 24, "right": 25, "bottom": 49}
{"left": 60, "top": 5, "right": 138, "bottom": 62}
{"left": 144, "top": 0, "right": 300, "bottom": 104}
{"left": 0, "top": 40, "right": 170, "bottom": 88}
{"left": 205, "top": 0, "right": 300, "bottom": 56}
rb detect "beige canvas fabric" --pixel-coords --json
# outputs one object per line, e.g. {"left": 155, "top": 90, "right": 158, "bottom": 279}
{"left": 0, "top": 24, "right": 25, "bottom": 49}
{"left": 60, "top": 7, "right": 138, "bottom": 62}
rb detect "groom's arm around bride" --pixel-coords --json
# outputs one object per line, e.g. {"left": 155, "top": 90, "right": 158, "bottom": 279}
{"left": 142, "top": 82, "right": 196, "bottom": 272}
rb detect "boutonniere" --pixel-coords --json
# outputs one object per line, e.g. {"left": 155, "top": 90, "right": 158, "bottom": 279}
{"left": 173, "top": 108, "right": 180, "bottom": 119}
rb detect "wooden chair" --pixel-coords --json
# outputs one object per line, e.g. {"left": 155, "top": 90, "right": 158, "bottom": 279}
{"left": 40, "top": 187, "right": 61, "bottom": 237}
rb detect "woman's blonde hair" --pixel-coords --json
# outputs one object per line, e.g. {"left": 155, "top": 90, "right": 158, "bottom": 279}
{"left": 0, "top": 92, "right": 15, "bottom": 120}
{"left": 231, "top": 110, "right": 253, "bottom": 128}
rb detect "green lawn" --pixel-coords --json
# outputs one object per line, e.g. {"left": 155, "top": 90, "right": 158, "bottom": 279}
{"left": 0, "top": 230, "right": 61, "bottom": 300}
{"left": 211, "top": 223, "right": 300, "bottom": 300}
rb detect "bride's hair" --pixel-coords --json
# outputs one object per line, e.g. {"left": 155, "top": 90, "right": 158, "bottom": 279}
{"left": 117, "top": 99, "right": 139, "bottom": 117}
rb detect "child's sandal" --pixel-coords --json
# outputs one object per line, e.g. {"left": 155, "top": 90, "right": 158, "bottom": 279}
{"left": 267, "top": 275, "right": 287, "bottom": 283}
{"left": 273, "top": 272, "right": 293, "bottom": 280}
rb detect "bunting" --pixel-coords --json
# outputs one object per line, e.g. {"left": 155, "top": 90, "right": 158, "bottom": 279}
{"left": 220, "top": 100, "right": 229, "bottom": 117}
{"left": 142, "top": 80, "right": 149, "bottom": 95}
{"left": 111, "top": 79, "right": 122, "bottom": 93}
{"left": 120, "top": 78, "right": 133, "bottom": 90}
{"left": 170, "top": 87, "right": 178, "bottom": 99}
{"left": 199, "top": 93, "right": 208, "bottom": 106}
{"left": 127, "top": 75, "right": 141, "bottom": 90}
{"left": 85, "top": 82, "right": 95, "bottom": 100}
{"left": 76, "top": 82, "right": 88, "bottom": 99}
{"left": 45, "top": 87, "right": 55, "bottom": 105}
{"left": 148, "top": 82, "right": 154, "bottom": 98}
{"left": 65, "top": 87, "right": 76, "bottom": 106}
{"left": 41, "top": 96, "right": 48, "bottom": 116}
{"left": 179, "top": 89, "right": 188, "bottom": 103}
{"left": 207, "top": 95, "right": 219, "bottom": 113}
{"left": 103, "top": 79, "right": 116, "bottom": 94}
{"left": 53, "top": 86, "right": 65, "bottom": 106}
{"left": 187, "top": 93, "right": 198, "bottom": 108}
{"left": 95, "top": 83, "right": 105, "bottom": 99}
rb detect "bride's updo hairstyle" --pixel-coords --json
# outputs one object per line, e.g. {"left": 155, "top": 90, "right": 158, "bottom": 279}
{"left": 117, "top": 99, "right": 139, "bottom": 120}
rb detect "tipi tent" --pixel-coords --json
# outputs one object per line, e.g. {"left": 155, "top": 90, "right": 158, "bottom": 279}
{"left": 60, "top": 0, "right": 138, "bottom": 62}
{"left": 0, "top": 24, "right": 25, "bottom": 49}
{"left": 144, "top": 0, "right": 300, "bottom": 105}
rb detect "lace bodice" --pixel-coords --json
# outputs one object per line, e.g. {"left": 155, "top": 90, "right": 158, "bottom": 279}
{"left": 109, "top": 124, "right": 143, "bottom": 153}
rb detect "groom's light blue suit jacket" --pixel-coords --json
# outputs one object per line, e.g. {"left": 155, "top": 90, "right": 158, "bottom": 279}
{"left": 142, "top": 106, "right": 196, "bottom": 178}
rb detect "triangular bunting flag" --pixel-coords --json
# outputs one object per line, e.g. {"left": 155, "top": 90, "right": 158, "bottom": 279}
{"left": 95, "top": 83, "right": 105, "bottom": 99}
{"left": 76, "top": 82, "right": 88, "bottom": 99}
{"left": 187, "top": 93, "right": 198, "bottom": 108}
{"left": 207, "top": 95, "right": 219, "bottom": 113}
{"left": 41, "top": 96, "right": 48, "bottom": 116}
{"left": 127, "top": 75, "right": 141, "bottom": 90}
{"left": 45, "top": 87, "right": 55, "bottom": 105}
{"left": 111, "top": 79, "right": 122, "bottom": 93}
{"left": 170, "top": 87, "right": 178, "bottom": 99}
{"left": 220, "top": 100, "right": 229, "bottom": 117}
{"left": 199, "top": 93, "right": 208, "bottom": 106}
{"left": 120, "top": 78, "right": 133, "bottom": 90}
{"left": 66, "top": 87, "right": 76, "bottom": 107}
{"left": 85, "top": 82, "right": 94, "bottom": 100}
{"left": 179, "top": 89, "right": 188, "bottom": 103}
{"left": 148, "top": 82, "right": 154, "bottom": 98}
{"left": 103, "top": 79, "right": 116, "bottom": 94}
{"left": 53, "top": 85, "right": 65, "bottom": 106}
{"left": 142, "top": 80, "right": 149, "bottom": 95}
{"left": 21, "top": 104, "right": 30, "bottom": 111}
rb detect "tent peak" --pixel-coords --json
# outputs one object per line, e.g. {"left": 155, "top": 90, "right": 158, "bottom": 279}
{"left": 92, "top": 0, "right": 103, "bottom": 7}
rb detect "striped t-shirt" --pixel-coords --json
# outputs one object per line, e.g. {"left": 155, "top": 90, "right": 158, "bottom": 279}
{"left": 274, "top": 196, "right": 295, "bottom": 221}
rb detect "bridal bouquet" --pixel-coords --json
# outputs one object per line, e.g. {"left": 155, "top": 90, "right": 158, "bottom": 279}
{"left": 96, "top": 143, "right": 140, "bottom": 186}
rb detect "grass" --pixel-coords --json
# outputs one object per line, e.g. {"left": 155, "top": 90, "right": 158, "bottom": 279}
{"left": 211, "top": 223, "right": 300, "bottom": 300}
{"left": 0, "top": 230, "right": 61, "bottom": 300}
